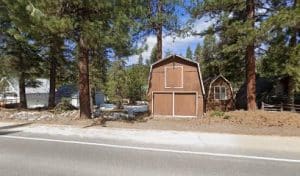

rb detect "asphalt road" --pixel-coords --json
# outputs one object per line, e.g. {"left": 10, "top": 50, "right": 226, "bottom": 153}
{"left": 0, "top": 130, "right": 299, "bottom": 175}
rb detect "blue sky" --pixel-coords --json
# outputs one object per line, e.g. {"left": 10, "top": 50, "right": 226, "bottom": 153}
{"left": 127, "top": 17, "right": 214, "bottom": 65}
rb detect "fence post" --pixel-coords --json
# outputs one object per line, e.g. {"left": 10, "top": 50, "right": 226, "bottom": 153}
{"left": 262, "top": 102, "right": 264, "bottom": 111}
{"left": 291, "top": 103, "right": 296, "bottom": 112}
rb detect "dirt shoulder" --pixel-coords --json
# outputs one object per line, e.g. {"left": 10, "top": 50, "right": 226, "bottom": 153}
{"left": 1, "top": 109, "right": 300, "bottom": 136}
{"left": 103, "top": 111, "right": 300, "bottom": 136}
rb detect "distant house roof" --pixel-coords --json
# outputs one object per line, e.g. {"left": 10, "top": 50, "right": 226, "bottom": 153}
{"left": 0, "top": 78, "right": 49, "bottom": 94}
{"left": 0, "top": 78, "right": 18, "bottom": 93}
{"left": 56, "top": 84, "right": 104, "bottom": 100}
{"left": 235, "top": 76, "right": 273, "bottom": 109}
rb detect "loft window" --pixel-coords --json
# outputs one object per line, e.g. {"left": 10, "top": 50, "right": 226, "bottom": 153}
{"left": 165, "top": 66, "right": 183, "bottom": 88}
{"left": 214, "top": 86, "right": 227, "bottom": 100}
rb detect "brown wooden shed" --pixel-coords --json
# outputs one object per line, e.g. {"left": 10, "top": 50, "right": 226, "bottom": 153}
{"left": 204, "top": 75, "right": 234, "bottom": 111}
{"left": 147, "top": 55, "right": 205, "bottom": 117}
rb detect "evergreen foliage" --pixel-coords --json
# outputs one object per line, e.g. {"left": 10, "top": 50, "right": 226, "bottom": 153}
{"left": 194, "top": 43, "right": 203, "bottom": 62}
{"left": 149, "top": 44, "right": 158, "bottom": 64}
{"left": 106, "top": 59, "right": 127, "bottom": 109}
{"left": 0, "top": 0, "right": 299, "bottom": 113}
{"left": 126, "top": 64, "right": 149, "bottom": 103}
{"left": 185, "top": 46, "right": 193, "bottom": 59}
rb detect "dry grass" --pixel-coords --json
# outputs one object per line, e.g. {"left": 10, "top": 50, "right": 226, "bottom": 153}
{"left": 103, "top": 110, "right": 300, "bottom": 136}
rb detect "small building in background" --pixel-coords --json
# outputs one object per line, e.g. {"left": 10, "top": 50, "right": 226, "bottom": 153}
{"left": 56, "top": 84, "right": 105, "bottom": 108}
{"left": 25, "top": 79, "right": 50, "bottom": 108}
{"left": 235, "top": 75, "right": 273, "bottom": 109}
{"left": 147, "top": 55, "right": 205, "bottom": 118}
{"left": 203, "top": 75, "right": 234, "bottom": 111}
{"left": 0, "top": 78, "right": 19, "bottom": 105}
{"left": 0, "top": 78, "right": 49, "bottom": 108}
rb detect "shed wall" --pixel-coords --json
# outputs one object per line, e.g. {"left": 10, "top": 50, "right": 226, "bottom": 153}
{"left": 148, "top": 57, "right": 204, "bottom": 117}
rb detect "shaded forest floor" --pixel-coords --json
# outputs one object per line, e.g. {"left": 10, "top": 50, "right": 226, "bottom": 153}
{"left": 1, "top": 108, "right": 300, "bottom": 136}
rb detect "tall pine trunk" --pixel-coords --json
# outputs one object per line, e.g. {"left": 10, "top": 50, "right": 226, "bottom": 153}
{"left": 287, "top": 0, "right": 298, "bottom": 107}
{"left": 156, "top": 0, "right": 163, "bottom": 61}
{"left": 246, "top": 0, "right": 257, "bottom": 111}
{"left": 48, "top": 38, "right": 63, "bottom": 109}
{"left": 287, "top": 30, "right": 296, "bottom": 106}
{"left": 48, "top": 56, "right": 57, "bottom": 108}
{"left": 48, "top": 42, "right": 58, "bottom": 109}
{"left": 78, "top": 35, "right": 91, "bottom": 118}
{"left": 19, "top": 71, "right": 27, "bottom": 109}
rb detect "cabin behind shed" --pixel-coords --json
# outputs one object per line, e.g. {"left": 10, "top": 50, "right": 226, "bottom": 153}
{"left": 204, "top": 75, "right": 234, "bottom": 111}
{"left": 148, "top": 55, "right": 205, "bottom": 117}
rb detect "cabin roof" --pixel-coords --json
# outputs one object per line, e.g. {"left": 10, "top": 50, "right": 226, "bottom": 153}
{"left": 204, "top": 74, "right": 232, "bottom": 88}
{"left": 0, "top": 78, "right": 49, "bottom": 94}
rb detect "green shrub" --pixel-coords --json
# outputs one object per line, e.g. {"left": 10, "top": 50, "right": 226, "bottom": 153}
{"left": 211, "top": 110, "right": 225, "bottom": 118}
{"left": 53, "top": 98, "right": 77, "bottom": 113}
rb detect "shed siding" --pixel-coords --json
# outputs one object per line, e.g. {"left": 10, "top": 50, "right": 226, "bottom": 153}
{"left": 174, "top": 93, "right": 197, "bottom": 116}
{"left": 148, "top": 56, "right": 205, "bottom": 117}
{"left": 153, "top": 93, "right": 173, "bottom": 116}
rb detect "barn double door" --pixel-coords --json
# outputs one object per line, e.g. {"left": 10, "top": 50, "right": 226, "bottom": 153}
{"left": 153, "top": 92, "right": 197, "bottom": 117}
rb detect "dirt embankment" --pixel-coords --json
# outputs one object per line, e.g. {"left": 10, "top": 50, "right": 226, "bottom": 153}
{"left": 104, "top": 110, "right": 300, "bottom": 136}
{"left": 1, "top": 108, "right": 300, "bottom": 136}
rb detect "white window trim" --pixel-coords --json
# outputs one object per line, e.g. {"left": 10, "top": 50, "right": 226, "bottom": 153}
{"left": 164, "top": 66, "right": 183, "bottom": 88}
{"left": 214, "top": 86, "right": 227, "bottom": 100}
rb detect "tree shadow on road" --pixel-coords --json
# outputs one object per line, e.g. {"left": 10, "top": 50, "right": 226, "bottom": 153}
{"left": 83, "top": 115, "right": 150, "bottom": 128}
{"left": 0, "top": 123, "right": 32, "bottom": 130}
{"left": 0, "top": 123, "right": 32, "bottom": 135}
{"left": 83, "top": 118, "right": 107, "bottom": 128}
{"left": 0, "top": 130, "right": 22, "bottom": 135}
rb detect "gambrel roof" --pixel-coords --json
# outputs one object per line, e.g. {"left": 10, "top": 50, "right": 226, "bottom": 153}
{"left": 147, "top": 54, "right": 205, "bottom": 95}
{"left": 204, "top": 74, "right": 233, "bottom": 99}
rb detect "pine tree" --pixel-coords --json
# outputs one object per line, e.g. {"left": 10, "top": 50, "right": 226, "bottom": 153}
{"left": 245, "top": 0, "right": 256, "bottom": 110}
{"left": 191, "top": 0, "right": 265, "bottom": 110}
{"left": 106, "top": 59, "right": 127, "bottom": 108}
{"left": 259, "top": 0, "right": 300, "bottom": 104}
{"left": 192, "top": 0, "right": 300, "bottom": 110}
{"left": 25, "top": 0, "right": 144, "bottom": 118}
{"left": 202, "top": 33, "right": 221, "bottom": 77}
{"left": 185, "top": 46, "right": 193, "bottom": 59}
{"left": 2, "top": 0, "right": 70, "bottom": 109}
{"left": 126, "top": 64, "right": 149, "bottom": 103}
{"left": 142, "top": 0, "right": 182, "bottom": 61}
{"left": 194, "top": 43, "right": 203, "bottom": 62}
{"left": 285, "top": 0, "right": 299, "bottom": 105}
{"left": 149, "top": 44, "right": 158, "bottom": 64}
{"left": 90, "top": 49, "right": 109, "bottom": 104}
{"left": 0, "top": 0, "right": 43, "bottom": 108}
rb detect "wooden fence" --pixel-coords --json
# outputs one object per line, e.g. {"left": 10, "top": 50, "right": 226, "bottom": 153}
{"left": 262, "top": 102, "right": 300, "bottom": 113}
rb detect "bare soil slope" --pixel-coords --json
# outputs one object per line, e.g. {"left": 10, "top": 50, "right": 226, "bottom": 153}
{"left": 1, "top": 108, "right": 300, "bottom": 136}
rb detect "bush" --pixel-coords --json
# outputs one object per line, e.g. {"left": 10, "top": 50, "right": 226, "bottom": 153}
{"left": 53, "top": 98, "right": 77, "bottom": 113}
{"left": 211, "top": 110, "right": 225, "bottom": 118}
